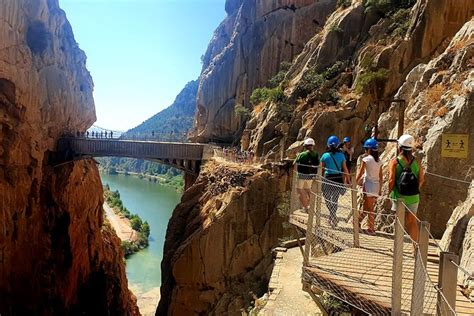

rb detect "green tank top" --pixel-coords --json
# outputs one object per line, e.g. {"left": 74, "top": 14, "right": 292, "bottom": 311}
{"left": 390, "top": 156, "right": 420, "bottom": 205}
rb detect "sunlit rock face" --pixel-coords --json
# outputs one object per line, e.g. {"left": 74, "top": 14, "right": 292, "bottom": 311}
{"left": 0, "top": 0, "right": 138, "bottom": 314}
{"left": 192, "top": 0, "right": 337, "bottom": 143}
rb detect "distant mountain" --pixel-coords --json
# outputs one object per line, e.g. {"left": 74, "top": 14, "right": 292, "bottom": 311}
{"left": 97, "top": 80, "right": 199, "bottom": 179}
{"left": 123, "top": 80, "right": 198, "bottom": 141}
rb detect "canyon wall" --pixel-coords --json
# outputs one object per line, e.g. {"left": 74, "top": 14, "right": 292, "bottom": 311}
{"left": 0, "top": 0, "right": 137, "bottom": 314}
{"left": 192, "top": 0, "right": 337, "bottom": 143}
{"left": 158, "top": 162, "right": 291, "bottom": 315}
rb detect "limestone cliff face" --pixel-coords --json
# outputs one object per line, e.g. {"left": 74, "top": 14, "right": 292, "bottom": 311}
{"left": 378, "top": 18, "right": 473, "bottom": 236}
{"left": 158, "top": 162, "right": 291, "bottom": 315}
{"left": 238, "top": 0, "right": 471, "bottom": 236}
{"left": 0, "top": 0, "right": 137, "bottom": 314}
{"left": 192, "top": 0, "right": 337, "bottom": 143}
{"left": 440, "top": 182, "right": 474, "bottom": 301}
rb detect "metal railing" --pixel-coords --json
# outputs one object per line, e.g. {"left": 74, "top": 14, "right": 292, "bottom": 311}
{"left": 289, "top": 167, "right": 462, "bottom": 315}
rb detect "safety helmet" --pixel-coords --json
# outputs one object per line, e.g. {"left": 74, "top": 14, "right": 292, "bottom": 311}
{"left": 303, "top": 138, "right": 315, "bottom": 146}
{"left": 343, "top": 137, "right": 351, "bottom": 143}
{"left": 398, "top": 134, "right": 415, "bottom": 149}
{"left": 327, "top": 136, "right": 340, "bottom": 148}
{"left": 363, "top": 138, "right": 378, "bottom": 150}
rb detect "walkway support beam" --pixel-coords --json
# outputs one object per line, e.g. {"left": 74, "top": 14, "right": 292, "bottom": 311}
{"left": 411, "top": 221, "right": 430, "bottom": 314}
{"left": 391, "top": 201, "right": 405, "bottom": 315}
{"left": 437, "top": 252, "right": 459, "bottom": 315}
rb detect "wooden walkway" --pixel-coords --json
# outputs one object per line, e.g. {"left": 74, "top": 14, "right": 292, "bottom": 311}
{"left": 290, "top": 211, "right": 474, "bottom": 315}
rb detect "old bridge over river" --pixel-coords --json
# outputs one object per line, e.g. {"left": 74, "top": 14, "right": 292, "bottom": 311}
{"left": 57, "top": 138, "right": 216, "bottom": 179}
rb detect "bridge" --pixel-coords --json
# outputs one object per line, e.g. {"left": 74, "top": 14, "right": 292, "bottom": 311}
{"left": 56, "top": 137, "right": 216, "bottom": 176}
{"left": 288, "top": 169, "right": 473, "bottom": 315}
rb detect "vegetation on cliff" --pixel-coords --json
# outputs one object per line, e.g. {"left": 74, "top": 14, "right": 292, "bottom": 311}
{"left": 103, "top": 185, "right": 151, "bottom": 257}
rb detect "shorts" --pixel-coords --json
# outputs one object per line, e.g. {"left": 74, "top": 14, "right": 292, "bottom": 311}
{"left": 392, "top": 200, "right": 419, "bottom": 214}
{"left": 297, "top": 179, "right": 313, "bottom": 190}
{"left": 363, "top": 180, "right": 380, "bottom": 197}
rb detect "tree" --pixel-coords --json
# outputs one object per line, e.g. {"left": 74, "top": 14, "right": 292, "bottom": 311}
{"left": 130, "top": 216, "right": 143, "bottom": 231}
{"left": 141, "top": 221, "right": 151, "bottom": 238}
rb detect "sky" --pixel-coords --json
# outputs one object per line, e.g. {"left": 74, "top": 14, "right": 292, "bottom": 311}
{"left": 60, "top": 0, "right": 226, "bottom": 131}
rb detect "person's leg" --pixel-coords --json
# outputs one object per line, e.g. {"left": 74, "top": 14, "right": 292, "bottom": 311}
{"left": 328, "top": 183, "right": 339, "bottom": 225}
{"left": 366, "top": 196, "right": 376, "bottom": 232}
{"left": 405, "top": 203, "right": 419, "bottom": 244}
{"left": 296, "top": 188, "right": 308, "bottom": 209}
{"left": 359, "top": 195, "right": 368, "bottom": 225}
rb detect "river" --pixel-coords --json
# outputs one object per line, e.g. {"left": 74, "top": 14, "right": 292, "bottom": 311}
{"left": 100, "top": 173, "right": 181, "bottom": 313}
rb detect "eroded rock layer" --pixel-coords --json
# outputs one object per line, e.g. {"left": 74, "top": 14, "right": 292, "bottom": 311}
{"left": 0, "top": 0, "right": 137, "bottom": 314}
{"left": 158, "top": 162, "right": 291, "bottom": 315}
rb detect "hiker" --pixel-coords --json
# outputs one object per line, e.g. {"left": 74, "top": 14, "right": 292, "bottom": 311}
{"left": 339, "top": 137, "right": 354, "bottom": 170}
{"left": 294, "top": 138, "right": 319, "bottom": 212}
{"left": 389, "top": 134, "right": 425, "bottom": 244}
{"left": 356, "top": 138, "right": 383, "bottom": 235}
{"left": 320, "top": 136, "right": 350, "bottom": 227}
{"left": 86, "top": 131, "right": 89, "bottom": 138}
{"left": 110, "top": 131, "right": 113, "bottom": 139}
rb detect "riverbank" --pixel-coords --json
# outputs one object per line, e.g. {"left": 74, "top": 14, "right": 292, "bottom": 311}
{"left": 104, "top": 202, "right": 138, "bottom": 242}
{"left": 104, "top": 169, "right": 184, "bottom": 192}
{"left": 103, "top": 186, "right": 151, "bottom": 257}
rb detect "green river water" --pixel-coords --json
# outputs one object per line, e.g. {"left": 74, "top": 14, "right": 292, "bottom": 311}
{"left": 100, "top": 173, "right": 181, "bottom": 294}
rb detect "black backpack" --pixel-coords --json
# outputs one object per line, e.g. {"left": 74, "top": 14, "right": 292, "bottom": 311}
{"left": 397, "top": 158, "right": 420, "bottom": 196}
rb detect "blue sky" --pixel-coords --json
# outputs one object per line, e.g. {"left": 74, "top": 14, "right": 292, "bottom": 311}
{"left": 60, "top": 0, "right": 226, "bottom": 131}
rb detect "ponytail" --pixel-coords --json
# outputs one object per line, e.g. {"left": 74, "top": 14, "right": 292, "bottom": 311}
{"left": 329, "top": 146, "right": 338, "bottom": 154}
{"left": 401, "top": 148, "right": 413, "bottom": 161}
{"left": 370, "top": 149, "right": 380, "bottom": 162}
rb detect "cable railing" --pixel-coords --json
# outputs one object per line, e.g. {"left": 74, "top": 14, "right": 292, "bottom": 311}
{"left": 288, "top": 165, "right": 467, "bottom": 315}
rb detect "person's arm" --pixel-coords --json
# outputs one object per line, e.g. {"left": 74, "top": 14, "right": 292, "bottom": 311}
{"left": 320, "top": 161, "right": 326, "bottom": 175}
{"left": 388, "top": 159, "right": 396, "bottom": 192}
{"left": 342, "top": 161, "right": 350, "bottom": 184}
{"left": 418, "top": 163, "right": 425, "bottom": 188}
{"left": 356, "top": 161, "right": 366, "bottom": 186}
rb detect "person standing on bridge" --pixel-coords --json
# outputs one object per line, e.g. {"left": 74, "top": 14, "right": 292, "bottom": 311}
{"left": 356, "top": 138, "right": 383, "bottom": 235}
{"left": 338, "top": 136, "right": 354, "bottom": 171}
{"left": 294, "top": 138, "right": 319, "bottom": 212}
{"left": 389, "top": 134, "right": 425, "bottom": 245}
{"left": 320, "top": 136, "right": 350, "bottom": 228}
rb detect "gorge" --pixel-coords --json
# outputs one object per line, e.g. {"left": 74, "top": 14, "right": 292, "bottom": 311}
{"left": 1, "top": 0, "right": 473, "bottom": 315}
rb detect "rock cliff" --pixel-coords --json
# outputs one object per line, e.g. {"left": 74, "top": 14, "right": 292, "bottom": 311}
{"left": 192, "top": 0, "right": 337, "bottom": 143}
{"left": 0, "top": 0, "right": 137, "bottom": 314}
{"left": 158, "top": 161, "right": 291, "bottom": 315}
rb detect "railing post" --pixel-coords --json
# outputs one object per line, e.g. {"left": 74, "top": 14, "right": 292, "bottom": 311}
{"left": 436, "top": 252, "right": 459, "bottom": 315}
{"left": 351, "top": 173, "right": 359, "bottom": 248}
{"left": 391, "top": 201, "right": 404, "bottom": 315}
{"left": 315, "top": 167, "right": 322, "bottom": 229}
{"left": 411, "top": 221, "right": 430, "bottom": 314}
{"left": 303, "top": 177, "right": 316, "bottom": 266}
{"left": 303, "top": 167, "right": 321, "bottom": 266}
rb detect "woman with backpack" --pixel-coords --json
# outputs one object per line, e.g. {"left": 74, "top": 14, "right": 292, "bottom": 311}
{"left": 389, "top": 134, "right": 425, "bottom": 243}
{"left": 356, "top": 138, "right": 383, "bottom": 235}
{"left": 320, "top": 136, "right": 350, "bottom": 228}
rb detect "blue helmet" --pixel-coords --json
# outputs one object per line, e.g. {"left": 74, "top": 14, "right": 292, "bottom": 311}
{"left": 363, "top": 138, "right": 378, "bottom": 150}
{"left": 343, "top": 137, "right": 351, "bottom": 143}
{"left": 327, "top": 135, "right": 340, "bottom": 148}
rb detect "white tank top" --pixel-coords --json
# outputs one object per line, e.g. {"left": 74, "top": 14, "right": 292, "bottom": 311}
{"left": 362, "top": 155, "right": 381, "bottom": 182}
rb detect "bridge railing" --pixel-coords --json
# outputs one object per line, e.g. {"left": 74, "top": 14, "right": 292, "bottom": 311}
{"left": 289, "top": 166, "right": 460, "bottom": 315}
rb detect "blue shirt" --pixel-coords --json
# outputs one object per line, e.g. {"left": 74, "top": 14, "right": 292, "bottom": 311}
{"left": 321, "top": 151, "right": 346, "bottom": 175}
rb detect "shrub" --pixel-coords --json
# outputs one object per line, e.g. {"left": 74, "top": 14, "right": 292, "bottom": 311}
{"left": 355, "top": 68, "right": 389, "bottom": 93}
{"left": 388, "top": 8, "right": 411, "bottom": 38}
{"left": 337, "top": 0, "right": 352, "bottom": 8}
{"left": 322, "top": 61, "right": 346, "bottom": 80}
{"left": 364, "top": 0, "right": 416, "bottom": 15}
{"left": 130, "top": 216, "right": 143, "bottom": 231}
{"left": 295, "top": 68, "right": 325, "bottom": 97}
{"left": 268, "top": 87, "right": 286, "bottom": 104}
{"left": 250, "top": 88, "right": 270, "bottom": 105}
{"left": 141, "top": 221, "right": 151, "bottom": 238}
{"left": 268, "top": 71, "right": 286, "bottom": 88}
{"left": 235, "top": 104, "right": 250, "bottom": 117}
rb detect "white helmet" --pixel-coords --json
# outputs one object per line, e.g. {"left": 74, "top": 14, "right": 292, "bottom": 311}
{"left": 398, "top": 134, "right": 415, "bottom": 149}
{"left": 304, "top": 138, "right": 315, "bottom": 146}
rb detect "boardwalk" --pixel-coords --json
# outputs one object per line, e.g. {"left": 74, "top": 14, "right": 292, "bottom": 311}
{"left": 290, "top": 211, "right": 473, "bottom": 315}
{"left": 289, "top": 172, "right": 474, "bottom": 315}
{"left": 57, "top": 138, "right": 216, "bottom": 174}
